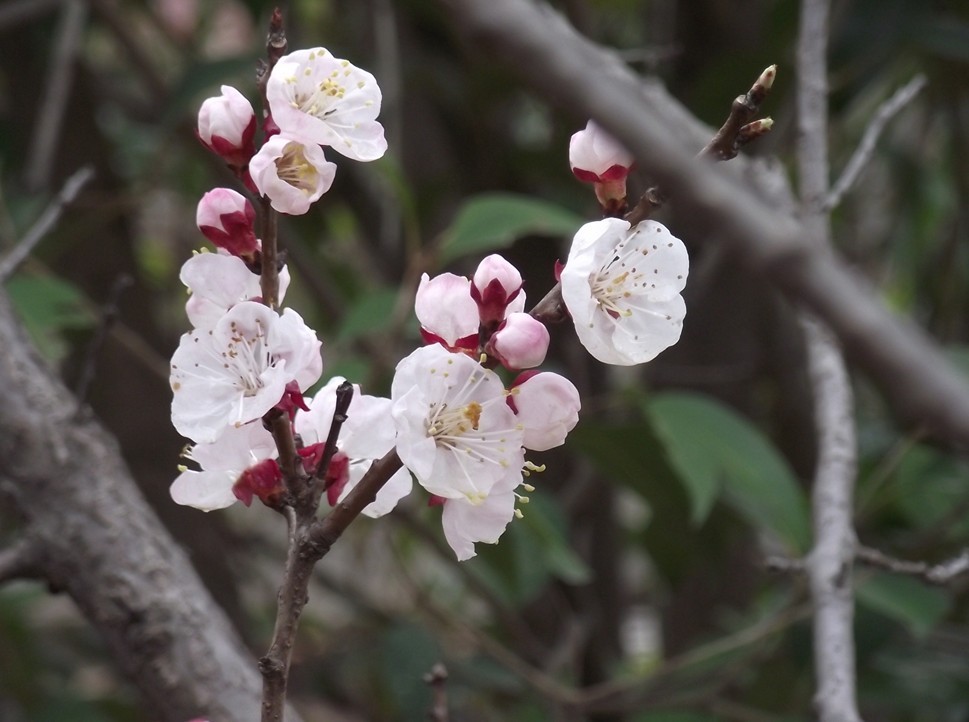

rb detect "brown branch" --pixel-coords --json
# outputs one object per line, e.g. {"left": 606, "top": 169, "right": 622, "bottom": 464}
{"left": 856, "top": 546, "right": 969, "bottom": 586}
{"left": 440, "top": 0, "right": 969, "bottom": 451}
{"left": 259, "top": 449, "right": 404, "bottom": 721}
{"left": 700, "top": 64, "right": 776, "bottom": 161}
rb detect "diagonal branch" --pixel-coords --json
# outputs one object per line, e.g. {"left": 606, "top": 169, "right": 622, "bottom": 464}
{"left": 0, "top": 165, "right": 94, "bottom": 281}
{"left": 825, "top": 75, "right": 927, "bottom": 211}
{"left": 439, "top": 0, "right": 969, "bottom": 452}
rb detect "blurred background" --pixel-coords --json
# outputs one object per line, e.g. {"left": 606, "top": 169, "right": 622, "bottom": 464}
{"left": 1, "top": 0, "right": 968, "bottom": 720}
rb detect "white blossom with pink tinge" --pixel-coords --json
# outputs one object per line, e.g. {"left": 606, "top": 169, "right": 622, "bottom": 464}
{"left": 414, "top": 272, "right": 479, "bottom": 348}
{"left": 249, "top": 135, "right": 336, "bottom": 215}
{"left": 170, "top": 422, "right": 277, "bottom": 511}
{"left": 561, "top": 218, "right": 688, "bottom": 366}
{"left": 170, "top": 301, "right": 322, "bottom": 443}
{"left": 267, "top": 47, "right": 387, "bottom": 162}
{"left": 441, "top": 475, "right": 520, "bottom": 561}
{"left": 296, "top": 377, "right": 412, "bottom": 518}
{"left": 391, "top": 344, "right": 524, "bottom": 503}
{"left": 180, "top": 251, "right": 290, "bottom": 330}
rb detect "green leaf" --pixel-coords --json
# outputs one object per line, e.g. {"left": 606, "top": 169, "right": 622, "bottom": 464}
{"left": 857, "top": 573, "right": 950, "bottom": 639}
{"left": 646, "top": 392, "right": 811, "bottom": 552}
{"left": 336, "top": 287, "right": 400, "bottom": 342}
{"left": 6, "top": 273, "right": 95, "bottom": 362}
{"left": 439, "top": 193, "right": 584, "bottom": 262}
{"left": 519, "top": 494, "right": 592, "bottom": 585}
{"left": 473, "top": 493, "right": 590, "bottom": 604}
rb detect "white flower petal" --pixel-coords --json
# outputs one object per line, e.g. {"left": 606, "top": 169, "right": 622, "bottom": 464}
{"left": 441, "top": 490, "right": 517, "bottom": 561}
{"left": 561, "top": 218, "right": 689, "bottom": 366}
{"left": 267, "top": 48, "right": 387, "bottom": 162}
{"left": 391, "top": 345, "right": 524, "bottom": 501}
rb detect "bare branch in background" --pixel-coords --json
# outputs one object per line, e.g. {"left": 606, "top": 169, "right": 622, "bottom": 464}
{"left": 24, "top": 0, "right": 87, "bottom": 191}
{"left": 825, "top": 75, "right": 927, "bottom": 211}
{"left": 0, "top": 165, "right": 94, "bottom": 282}
{"left": 857, "top": 546, "right": 969, "bottom": 585}
{"left": 439, "top": 0, "right": 969, "bottom": 451}
{"left": 795, "top": 0, "right": 863, "bottom": 719}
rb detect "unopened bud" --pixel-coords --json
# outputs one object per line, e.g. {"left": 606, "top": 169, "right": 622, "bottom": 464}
{"left": 197, "top": 85, "right": 256, "bottom": 170}
{"left": 737, "top": 117, "right": 774, "bottom": 145}
{"left": 489, "top": 313, "right": 550, "bottom": 370}
{"left": 196, "top": 188, "right": 259, "bottom": 259}
{"left": 758, "top": 64, "right": 777, "bottom": 92}
{"left": 472, "top": 254, "right": 523, "bottom": 326}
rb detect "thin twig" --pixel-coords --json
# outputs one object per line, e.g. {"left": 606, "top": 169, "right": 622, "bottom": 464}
{"left": 74, "top": 274, "right": 133, "bottom": 415}
{"left": 825, "top": 75, "right": 927, "bottom": 211}
{"left": 25, "top": 0, "right": 87, "bottom": 191}
{"left": 796, "top": 0, "right": 864, "bottom": 720}
{"left": 0, "top": 166, "right": 94, "bottom": 282}
{"left": 423, "top": 663, "right": 450, "bottom": 722}
{"left": 856, "top": 546, "right": 969, "bottom": 586}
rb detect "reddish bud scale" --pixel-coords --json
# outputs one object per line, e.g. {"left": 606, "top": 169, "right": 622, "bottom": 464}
{"left": 232, "top": 459, "right": 284, "bottom": 507}
{"left": 470, "top": 277, "right": 522, "bottom": 326}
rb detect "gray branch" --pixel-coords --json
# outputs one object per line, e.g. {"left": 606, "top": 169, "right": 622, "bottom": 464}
{"left": 796, "top": 0, "right": 863, "bottom": 719}
{"left": 439, "top": 0, "right": 969, "bottom": 451}
{"left": 825, "top": 75, "right": 927, "bottom": 211}
{"left": 0, "top": 289, "right": 301, "bottom": 722}
{"left": 857, "top": 546, "right": 969, "bottom": 586}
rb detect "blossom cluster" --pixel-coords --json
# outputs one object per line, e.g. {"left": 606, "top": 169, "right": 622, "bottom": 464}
{"left": 170, "top": 44, "right": 691, "bottom": 562}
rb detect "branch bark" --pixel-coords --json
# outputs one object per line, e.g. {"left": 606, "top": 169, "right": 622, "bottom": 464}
{"left": 440, "top": 0, "right": 969, "bottom": 452}
{"left": 796, "top": 2, "right": 863, "bottom": 720}
{"left": 0, "top": 290, "right": 301, "bottom": 722}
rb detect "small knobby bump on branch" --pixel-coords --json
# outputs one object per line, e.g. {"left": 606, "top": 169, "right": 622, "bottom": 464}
{"left": 424, "top": 663, "right": 450, "bottom": 722}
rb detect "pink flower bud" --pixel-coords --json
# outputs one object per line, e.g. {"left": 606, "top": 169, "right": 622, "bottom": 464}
{"left": 197, "top": 86, "right": 256, "bottom": 168}
{"left": 569, "top": 120, "right": 634, "bottom": 182}
{"left": 414, "top": 272, "right": 479, "bottom": 349}
{"left": 471, "top": 254, "right": 523, "bottom": 326}
{"left": 489, "top": 313, "right": 549, "bottom": 370}
{"left": 196, "top": 188, "right": 258, "bottom": 259}
{"left": 509, "top": 372, "right": 580, "bottom": 451}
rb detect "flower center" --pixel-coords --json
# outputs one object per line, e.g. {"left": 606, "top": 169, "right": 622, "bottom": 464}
{"left": 590, "top": 234, "right": 647, "bottom": 318}
{"left": 274, "top": 142, "right": 322, "bottom": 193}
{"left": 222, "top": 318, "right": 274, "bottom": 396}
